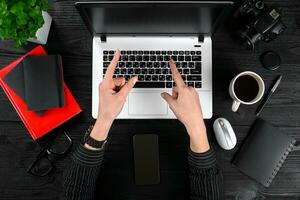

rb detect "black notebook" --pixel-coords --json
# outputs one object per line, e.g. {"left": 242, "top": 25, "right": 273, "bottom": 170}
{"left": 232, "top": 119, "right": 296, "bottom": 187}
{"left": 3, "top": 55, "right": 64, "bottom": 114}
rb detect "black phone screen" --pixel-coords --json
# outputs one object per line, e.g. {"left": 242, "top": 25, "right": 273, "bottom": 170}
{"left": 133, "top": 134, "right": 160, "bottom": 185}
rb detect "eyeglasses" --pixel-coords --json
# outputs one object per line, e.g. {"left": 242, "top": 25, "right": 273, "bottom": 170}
{"left": 27, "top": 131, "right": 72, "bottom": 177}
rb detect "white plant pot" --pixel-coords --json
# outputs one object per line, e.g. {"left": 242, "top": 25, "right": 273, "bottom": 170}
{"left": 27, "top": 11, "right": 52, "bottom": 45}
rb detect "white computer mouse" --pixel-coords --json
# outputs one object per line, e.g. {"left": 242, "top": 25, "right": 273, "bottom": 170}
{"left": 213, "top": 118, "right": 237, "bottom": 150}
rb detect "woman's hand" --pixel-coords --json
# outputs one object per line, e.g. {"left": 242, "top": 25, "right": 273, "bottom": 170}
{"left": 161, "top": 60, "right": 210, "bottom": 153}
{"left": 89, "top": 51, "right": 138, "bottom": 143}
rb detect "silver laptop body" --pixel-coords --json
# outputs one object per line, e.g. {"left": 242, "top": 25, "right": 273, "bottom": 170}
{"left": 75, "top": 1, "right": 234, "bottom": 119}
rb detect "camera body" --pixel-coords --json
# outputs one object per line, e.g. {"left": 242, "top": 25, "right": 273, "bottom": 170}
{"left": 235, "top": 0, "right": 286, "bottom": 50}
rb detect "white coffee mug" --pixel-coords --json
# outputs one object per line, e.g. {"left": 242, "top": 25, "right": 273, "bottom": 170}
{"left": 229, "top": 71, "right": 265, "bottom": 112}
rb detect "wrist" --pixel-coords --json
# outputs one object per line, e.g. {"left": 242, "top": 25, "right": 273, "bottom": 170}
{"left": 90, "top": 117, "right": 113, "bottom": 141}
{"left": 186, "top": 120, "right": 210, "bottom": 153}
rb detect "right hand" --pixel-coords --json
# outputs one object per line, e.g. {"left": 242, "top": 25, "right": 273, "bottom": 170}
{"left": 161, "top": 60, "right": 210, "bottom": 153}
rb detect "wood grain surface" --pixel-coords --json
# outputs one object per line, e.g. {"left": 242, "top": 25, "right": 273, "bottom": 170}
{"left": 0, "top": 0, "right": 299, "bottom": 199}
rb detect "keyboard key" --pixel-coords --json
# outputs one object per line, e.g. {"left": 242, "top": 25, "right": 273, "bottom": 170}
{"left": 136, "top": 55, "right": 142, "bottom": 61}
{"left": 133, "top": 62, "right": 139, "bottom": 68}
{"left": 145, "top": 75, "right": 151, "bottom": 81}
{"left": 171, "top": 55, "right": 177, "bottom": 61}
{"left": 188, "top": 82, "right": 194, "bottom": 87}
{"left": 147, "top": 62, "right": 153, "bottom": 68}
{"left": 126, "top": 62, "right": 132, "bottom": 68}
{"left": 103, "top": 56, "right": 108, "bottom": 61}
{"left": 195, "top": 62, "right": 201, "bottom": 69}
{"left": 103, "top": 62, "right": 110, "bottom": 68}
{"left": 152, "top": 75, "right": 158, "bottom": 81}
{"left": 188, "top": 62, "right": 195, "bottom": 68}
{"left": 109, "top": 50, "right": 115, "bottom": 54}
{"left": 167, "top": 51, "right": 172, "bottom": 55}
{"left": 195, "top": 82, "right": 202, "bottom": 88}
{"left": 121, "top": 69, "right": 127, "bottom": 74}
{"left": 155, "top": 69, "right": 161, "bottom": 74}
{"left": 120, "top": 50, "right": 125, "bottom": 54}
{"left": 144, "top": 51, "right": 149, "bottom": 54}
{"left": 196, "top": 51, "right": 201, "bottom": 55}
{"left": 179, "top": 51, "right": 184, "bottom": 55}
{"left": 128, "top": 69, "right": 134, "bottom": 74}
{"left": 118, "top": 62, "right": 125, "bottom": 68}
{"left": 190, "top": 69, "right": 201, "bottom": 74}
{"left": 141, "top": 69, "right": 147, "bottom": 74}
{"left": 143, "top": 56, "right": 149, "bottom": 61}
{"left": 135, "top": 82, "right": 165, "bottom": 88}
{"left": 150, "top": 55, "right": 156, "bottom": 61}
{"left": 178, "top": 56, "right": 184, "bottom": 61}
{"left": 192, "top": 56, "right": 201, "bottom": 61}
{"left": 191, "top": 51, "right": 195, "bottom": 55}
{"left": 183, "top": 69, "right": 189, "bottom": 74}
{"left": 182, "top": 62, "right": 187, "bottom": 68}
{"left": 185, "top": 51, "right": 190, "bottom": 55}
{"left": 161, "top": 62, "right": 167, "bottom": 68}
{"left": 185, "top": 56, "right": 191, "bottom": 61}
{"left": 138, "top": 51, "right": 143, "bottom": 54}
{"left": 112, "top": 75, "right": 116, "bottom": 78}
{"left": 181, "top": 75, "right": 186, "bottom": 81}
{"left": 164, "top": 56, "right": 170, "bottom": 61}
{"left": 162, "top": 51, "right": 167, "bottom": 55}
{"left": 187, "top": 75, "right": 201, "bottom": 81}
{"left": 129, "top": 55, "right": 135, "bottom": 61}
{"left": 138, "top": 75, "right": 145, "bottom": 81}
{"left": 103, "top": 69, "right": 107, "bottom": 74}
{"left": 162, "top": 69, "right": 168, "bottom": 74}
{"left": 178, "top": 69, "right": 182, "bottom": 74}
{"left": 126, "top": 50, "right": 132, "bottom": 54}
{"left": 173, "top": 51, "right": 178, "bottom": 55}
{"left": 166, "top": 82, "right": 173, "bottom": 88}
{"left": 148, "top": 69, "right": 154, "bottom": 74}
{"left": 109, "top": 55, "right": 114, "bottom": 61}
{"left": 155, "top": 51, "right": 161, "bottom": 54}
{"left": 133, "top": 51, "right": 137, "bottom": 55}
{"left": 134, "top": 68, "right": 141, "bottom": 74}
{"left": 157, "top": 55, "right": 163, "bottom": 61}
{"left": 114, "top": 69, "right": 120, "bottom": 74}
{"left": 159, "top": 75, "right": 165, "bottom": 81}
{"left": 140, "top": 62, "right": 146, "bottom": 68}
{"left": 150, "top": 51, "right": 155, "bottom": 55}
{"left": 154, "top": 62, "right": 160, "bottom": 68}
{"left": 166, "top": 75, "right": 172, "bottom": 81}
{"left": 103, "top": 51, "right": 108, "bottom": 54}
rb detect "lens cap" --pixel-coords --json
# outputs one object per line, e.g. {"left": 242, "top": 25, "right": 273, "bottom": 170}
{"left": 260, "top": 51, "right": 281, "bottom": 70}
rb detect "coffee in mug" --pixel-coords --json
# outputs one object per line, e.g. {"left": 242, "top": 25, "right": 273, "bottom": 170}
{"left": 229, "top": 71, "right": 265, "bottom": 112}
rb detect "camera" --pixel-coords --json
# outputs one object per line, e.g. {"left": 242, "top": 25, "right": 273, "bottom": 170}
{"left": 234, "top": 0, "right": 286, "bottom": 50}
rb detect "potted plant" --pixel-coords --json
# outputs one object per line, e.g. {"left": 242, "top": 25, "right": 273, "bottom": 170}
{"left": 0, "top": 0, "right": 51, "bottom": 48}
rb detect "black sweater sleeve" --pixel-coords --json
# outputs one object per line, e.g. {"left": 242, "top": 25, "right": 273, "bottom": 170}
{"left": 64, "top": 145, "right": 222, "bottom": 200}
{"left": 64, "top": 144, "right": 104, "bottom": 200}
{"left": 188, "top": 148, "right": 223, "bottom": 200}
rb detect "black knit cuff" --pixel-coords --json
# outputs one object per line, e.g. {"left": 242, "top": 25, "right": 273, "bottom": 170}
{"left": 71, "top": 144, "right": 104, "bottom": 167}
{"left": 188, "top": 148, "right": 217, "bottom": 169}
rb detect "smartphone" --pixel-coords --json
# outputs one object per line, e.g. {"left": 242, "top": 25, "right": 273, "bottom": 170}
{"left": 133, "top": 134, "right": 160, "bottom": 185}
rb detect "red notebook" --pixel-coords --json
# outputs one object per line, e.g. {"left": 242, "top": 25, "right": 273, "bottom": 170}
{"left": 0, "top": 46, "right": 82, "bottom": 140}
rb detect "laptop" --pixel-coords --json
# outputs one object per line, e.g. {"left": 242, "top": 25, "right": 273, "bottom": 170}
{"left": 75, "top": 1, "right": 234, "bottom": 119}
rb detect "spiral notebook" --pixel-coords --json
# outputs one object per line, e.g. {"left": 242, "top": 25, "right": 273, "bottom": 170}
{"left": 232, "top": 118, "right": 296, "bottom": 187}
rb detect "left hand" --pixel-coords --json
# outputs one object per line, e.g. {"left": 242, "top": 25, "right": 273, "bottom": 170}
{"left": 89, "top": 50, "right": 138, "bottom": 143}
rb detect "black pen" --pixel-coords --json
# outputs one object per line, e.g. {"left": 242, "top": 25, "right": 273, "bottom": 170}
{"left": 256, "top": 75, "right": 282, "bottom": 116}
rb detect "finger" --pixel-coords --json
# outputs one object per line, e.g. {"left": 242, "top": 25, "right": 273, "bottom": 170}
{"left": 113, "top": 77, "right": 126, "bottom": 87}
{"left": 118, "top": 76, "right": 138, "bottom": 97}
{"left": 161, "top": 92, "right": 175, "bottom": 107}
{"left": 169, "top": 59, "right": 185, "bottom": 87}
{"left": 172, "top": 86, "right": 179, "bottom": 99}
{"left": 104, "top": 50, "right": 121, "bottom": 80}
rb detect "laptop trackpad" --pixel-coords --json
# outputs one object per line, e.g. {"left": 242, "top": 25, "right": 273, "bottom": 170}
{"left": 129, "top": 92, "right": 168, "bottom": 115}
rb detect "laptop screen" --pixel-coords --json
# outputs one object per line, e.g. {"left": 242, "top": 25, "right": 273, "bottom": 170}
{"left": 76, "top": 1, "right": 233, "bottom": 35}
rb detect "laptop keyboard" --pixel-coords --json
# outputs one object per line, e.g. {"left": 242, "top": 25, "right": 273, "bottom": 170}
{"left": 102, "top": 50, "right": 202, "bottom": 88}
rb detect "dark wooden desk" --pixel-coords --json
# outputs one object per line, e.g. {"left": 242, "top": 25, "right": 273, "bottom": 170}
{"left": 0, "top": 0, "right": 300, "bottom": 199}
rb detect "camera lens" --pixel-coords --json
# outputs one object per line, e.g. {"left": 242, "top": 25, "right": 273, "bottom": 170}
{"left": 255, "top": 1, "right": 264, "bottom": 10}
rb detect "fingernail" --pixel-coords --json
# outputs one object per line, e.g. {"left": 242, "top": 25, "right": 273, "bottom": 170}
{"left": 161, "top": 93, "right": 165, "bottom": 98}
